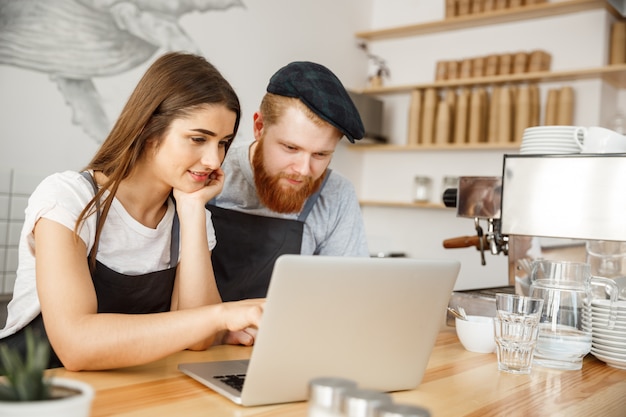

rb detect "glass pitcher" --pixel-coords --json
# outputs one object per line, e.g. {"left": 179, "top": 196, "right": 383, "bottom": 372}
{"left": 529, "top": 260, "right": 619, "bottom": 371}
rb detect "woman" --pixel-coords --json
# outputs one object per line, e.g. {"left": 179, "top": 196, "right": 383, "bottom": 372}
{"left": 0, "top": 52, "right": 263, "bottom": 371}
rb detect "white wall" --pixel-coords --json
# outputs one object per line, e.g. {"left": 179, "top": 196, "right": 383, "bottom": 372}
{"left": 0, "top": 0, "right": 373, "bottom": 293}
{"left": 0, "top": 1, "right": 621, "bottom": 293}
{"left": 0, "top": 0, "right": 373, "bottom": 174}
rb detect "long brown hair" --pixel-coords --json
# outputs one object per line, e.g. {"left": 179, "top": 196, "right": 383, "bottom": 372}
{"left": 77, "top": 52, "right": 241, "bottom": 269}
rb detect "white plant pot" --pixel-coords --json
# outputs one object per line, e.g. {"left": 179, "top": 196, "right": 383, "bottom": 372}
{"left": 0, "top": 377, "right": 94, "bottom": 417}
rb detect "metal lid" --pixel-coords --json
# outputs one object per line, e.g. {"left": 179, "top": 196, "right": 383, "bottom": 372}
{"left": 375, "top": 403, "right": 431, "bottom": 417}
{"left": 308, "top": 377, "right": 358, "bottom": 411}
{"left": 340, "top": 388, "right": 393, "bottom": 417}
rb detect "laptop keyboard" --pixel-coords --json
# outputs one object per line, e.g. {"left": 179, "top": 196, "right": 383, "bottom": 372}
{"left": 214, "top": 374, "right": 246, "bottom": 392}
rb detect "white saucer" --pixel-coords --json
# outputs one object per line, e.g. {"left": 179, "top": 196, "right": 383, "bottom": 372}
{"left": 524, "top": 126, "right": 581, "bottom": 131}
{"left": 520, "top": 147, "right": 581, "bottom": 152}
{"left": 521, "top": 134, "right": 581, "bottom": 140}
{"left": 592, "top": 299, "right": 626, "bottom": 310}
{"left": 591, "top": 308, "right": 626, "bottom": 317}
{"left": 590, "top": 343, "right": 626, "bottom": 355}
{"left": 520, "top": 149, "right": 581, "bottom": 155}
{"left": 591, "top": 327, "right": 626, "bottom": 338}
{"left": 591, "top": 346, "right": 626, "bottom": 360}
{"left": 592, "top": 332, "right": 626, "bottom": 343}
{"left": 520, "top": 141, "right": 581, "bottom": 147}
{"left": 591, "top": 349, "right": 626, "bottom": 368}
{"left": 590, "top": 351, "right": 626, "bottom": 369}
{"left": 591, "top": 318, "right": 626, "bottom": 330}
{"left": 520, "top": 145, "right": 581, "bottom": 150}
{"left": 591, "top": 306, "right": 626, "bottom": 314}
{"left": 592, "top": 337, "right": 626, "bottom": 349}
{"left": 591, "top": 318, "right": 626, "bottom": 326}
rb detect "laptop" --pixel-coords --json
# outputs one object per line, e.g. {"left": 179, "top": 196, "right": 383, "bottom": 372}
{"left": 178, "top": 255, "right": 460, "bottom": 406}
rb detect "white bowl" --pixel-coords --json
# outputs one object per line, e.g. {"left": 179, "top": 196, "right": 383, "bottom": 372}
{"left": 455, "top": 315, "right": 496, "bottom": 354}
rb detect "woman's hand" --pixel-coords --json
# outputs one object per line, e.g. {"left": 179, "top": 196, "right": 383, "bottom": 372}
{"left": 201, "top": 167, "right": 225, "bottom": 200}
{"left": 173, "top": 167, "right": 225, "bottom": 209}
{"left": 221, "top": 327, "right": 259, "bottom": 346}
{"left": 201, "top": 299, "right": 265, "bottom": 349}
{"left": 170, "top": 167, "right": 225, "bottom": 313}
{"left": 218, "top": 299, "right": 264, "bottom": 346}
{"left": 223, "top": 298, "right": 264, "bottom": 329}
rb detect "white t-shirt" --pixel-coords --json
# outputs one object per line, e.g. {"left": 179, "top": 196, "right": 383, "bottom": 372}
{"left": 0, "top": 171, "right": 216, "bottom": 337}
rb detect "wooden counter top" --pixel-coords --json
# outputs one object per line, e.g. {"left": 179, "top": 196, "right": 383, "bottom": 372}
{"left": 47, "top": 328, "right": 626, "bottom": 417}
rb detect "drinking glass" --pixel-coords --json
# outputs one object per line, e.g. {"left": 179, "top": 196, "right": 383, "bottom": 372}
{"left": 493, "top": 293, "right": 544, "bottom": 374}
{"left": 586, "top": 240, "right": 626, "bottom": 279}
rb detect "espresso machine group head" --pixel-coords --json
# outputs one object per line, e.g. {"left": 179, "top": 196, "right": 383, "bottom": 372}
{"left": 443, "top": 154, "right": 626, "bottom": 268}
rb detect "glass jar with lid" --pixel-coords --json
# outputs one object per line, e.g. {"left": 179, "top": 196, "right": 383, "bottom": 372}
{"left": 413, "top": 176, "right": 432, "bottom": 203}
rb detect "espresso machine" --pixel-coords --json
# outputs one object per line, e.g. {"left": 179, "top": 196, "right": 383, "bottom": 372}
{"left": 443, "top": 153, "right": 626, "bottom": 322}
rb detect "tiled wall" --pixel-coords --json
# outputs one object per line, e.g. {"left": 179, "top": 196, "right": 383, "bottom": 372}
{"left": 0, "top": 169, "right": 46, "bottom": 295}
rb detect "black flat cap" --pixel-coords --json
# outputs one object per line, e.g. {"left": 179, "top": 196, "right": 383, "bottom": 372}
{"left": 267, "top": 61, "right": 364, "bottom": 143}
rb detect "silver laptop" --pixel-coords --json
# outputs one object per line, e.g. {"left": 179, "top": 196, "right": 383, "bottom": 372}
{"left": 178, "top": 255, "right": 460, "bottom": 406}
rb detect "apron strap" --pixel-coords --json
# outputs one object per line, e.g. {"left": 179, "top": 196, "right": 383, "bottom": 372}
{"left": 169, "top": 195, "right": 180, "bottom": 268}
{"left": 80, "top": 170, "right": 100, "bottom": 223}
{"left": 79, "top": 171, "right": 179, "bottom": 268}
{"left": 297, "top": 169, "right": 332, "bottom": 221}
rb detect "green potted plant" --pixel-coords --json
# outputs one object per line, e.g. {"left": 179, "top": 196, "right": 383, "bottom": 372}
{"left": 0, "top": 328, "right": 94, "bottom": 417}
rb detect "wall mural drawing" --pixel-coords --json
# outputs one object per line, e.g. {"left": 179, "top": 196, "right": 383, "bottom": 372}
{"left": 0, "top": 0, "right": 245, "bottom": 143}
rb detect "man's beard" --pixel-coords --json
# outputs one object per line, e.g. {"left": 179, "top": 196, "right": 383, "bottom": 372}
{"left": 252, "top": 141, "right": 325, "bottom": 214}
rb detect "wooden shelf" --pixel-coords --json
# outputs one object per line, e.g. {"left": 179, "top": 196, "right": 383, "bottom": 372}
{"left": 350, "top": 142, "right": 521, "bottom": 152}
{"left": 360, "top": 200, "right": 450, "bottom": 209}
{"left": 353, "top": 1, "right": 619, "bottom": 212}
{"left": 356, "top": 64, "right": 626, "bottom": 95}
{"left": 355, "top": 0, "right": 608, "bottom": 40}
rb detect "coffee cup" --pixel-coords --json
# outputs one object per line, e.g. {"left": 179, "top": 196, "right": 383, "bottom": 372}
{"left": 581, "top": 126, "right": 626, "bottom": 153}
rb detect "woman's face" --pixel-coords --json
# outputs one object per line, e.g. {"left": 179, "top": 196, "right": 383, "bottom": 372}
{"left": 150, "top": 104, "right": 237, "bottom": 193}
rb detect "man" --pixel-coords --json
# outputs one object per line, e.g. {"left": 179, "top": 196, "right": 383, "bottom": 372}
{"left": 208, "top": 61, "right": 369, "bottom": 301}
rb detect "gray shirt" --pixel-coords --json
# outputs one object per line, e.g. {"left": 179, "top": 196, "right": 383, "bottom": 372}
{"left": 214, "top": 140, "right": 369, "bottom": 256}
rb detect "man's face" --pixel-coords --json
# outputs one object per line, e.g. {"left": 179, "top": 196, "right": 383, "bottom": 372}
{"left": 252, "top": 105, "right": 341, "bottom": 213}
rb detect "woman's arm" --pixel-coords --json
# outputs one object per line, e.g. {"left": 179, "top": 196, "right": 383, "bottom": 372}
{"left": 170, "top": 168, "right": 225, "bottom": 349}
{"left": 35, "top": 218, "right": 262, "bottom": 371}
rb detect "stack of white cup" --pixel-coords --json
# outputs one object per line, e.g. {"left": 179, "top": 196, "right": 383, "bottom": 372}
{"left": 520, "top": 125, "right": 626, "bottom": 154}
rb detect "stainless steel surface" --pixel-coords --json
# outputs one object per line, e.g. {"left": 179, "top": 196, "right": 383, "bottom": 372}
{"left": 444, "top": 153, "right": 626, "bottom": 295}
{"left": 347, "top": 91, "right": 386, "bottom": 143}
{"left": 456, "top": 176, "right": 502, "bottom": 220}
{"left": 501, "top": 154, "right": 626, "bottom": 241}
{"left": 444, "top": 176, "right": 508, "bottom": 266}
{"left": 457, "top": 306, "right": 468, "bottom": 320}
{"left": 447, "top": 307, "right": 467, "bottom": 321}
{"left": 608, "top": 0, "right": 626, "bottom": 17}
{"left": 446, "top": 286, "right": 515, "bottom": 327}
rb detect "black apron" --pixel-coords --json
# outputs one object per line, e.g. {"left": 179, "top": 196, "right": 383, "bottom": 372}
{"left": 1, "top": 172, "right": 179, "bottom": 369}
{"left": 207, "top": 170, "right": 331, "bottom": 302}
